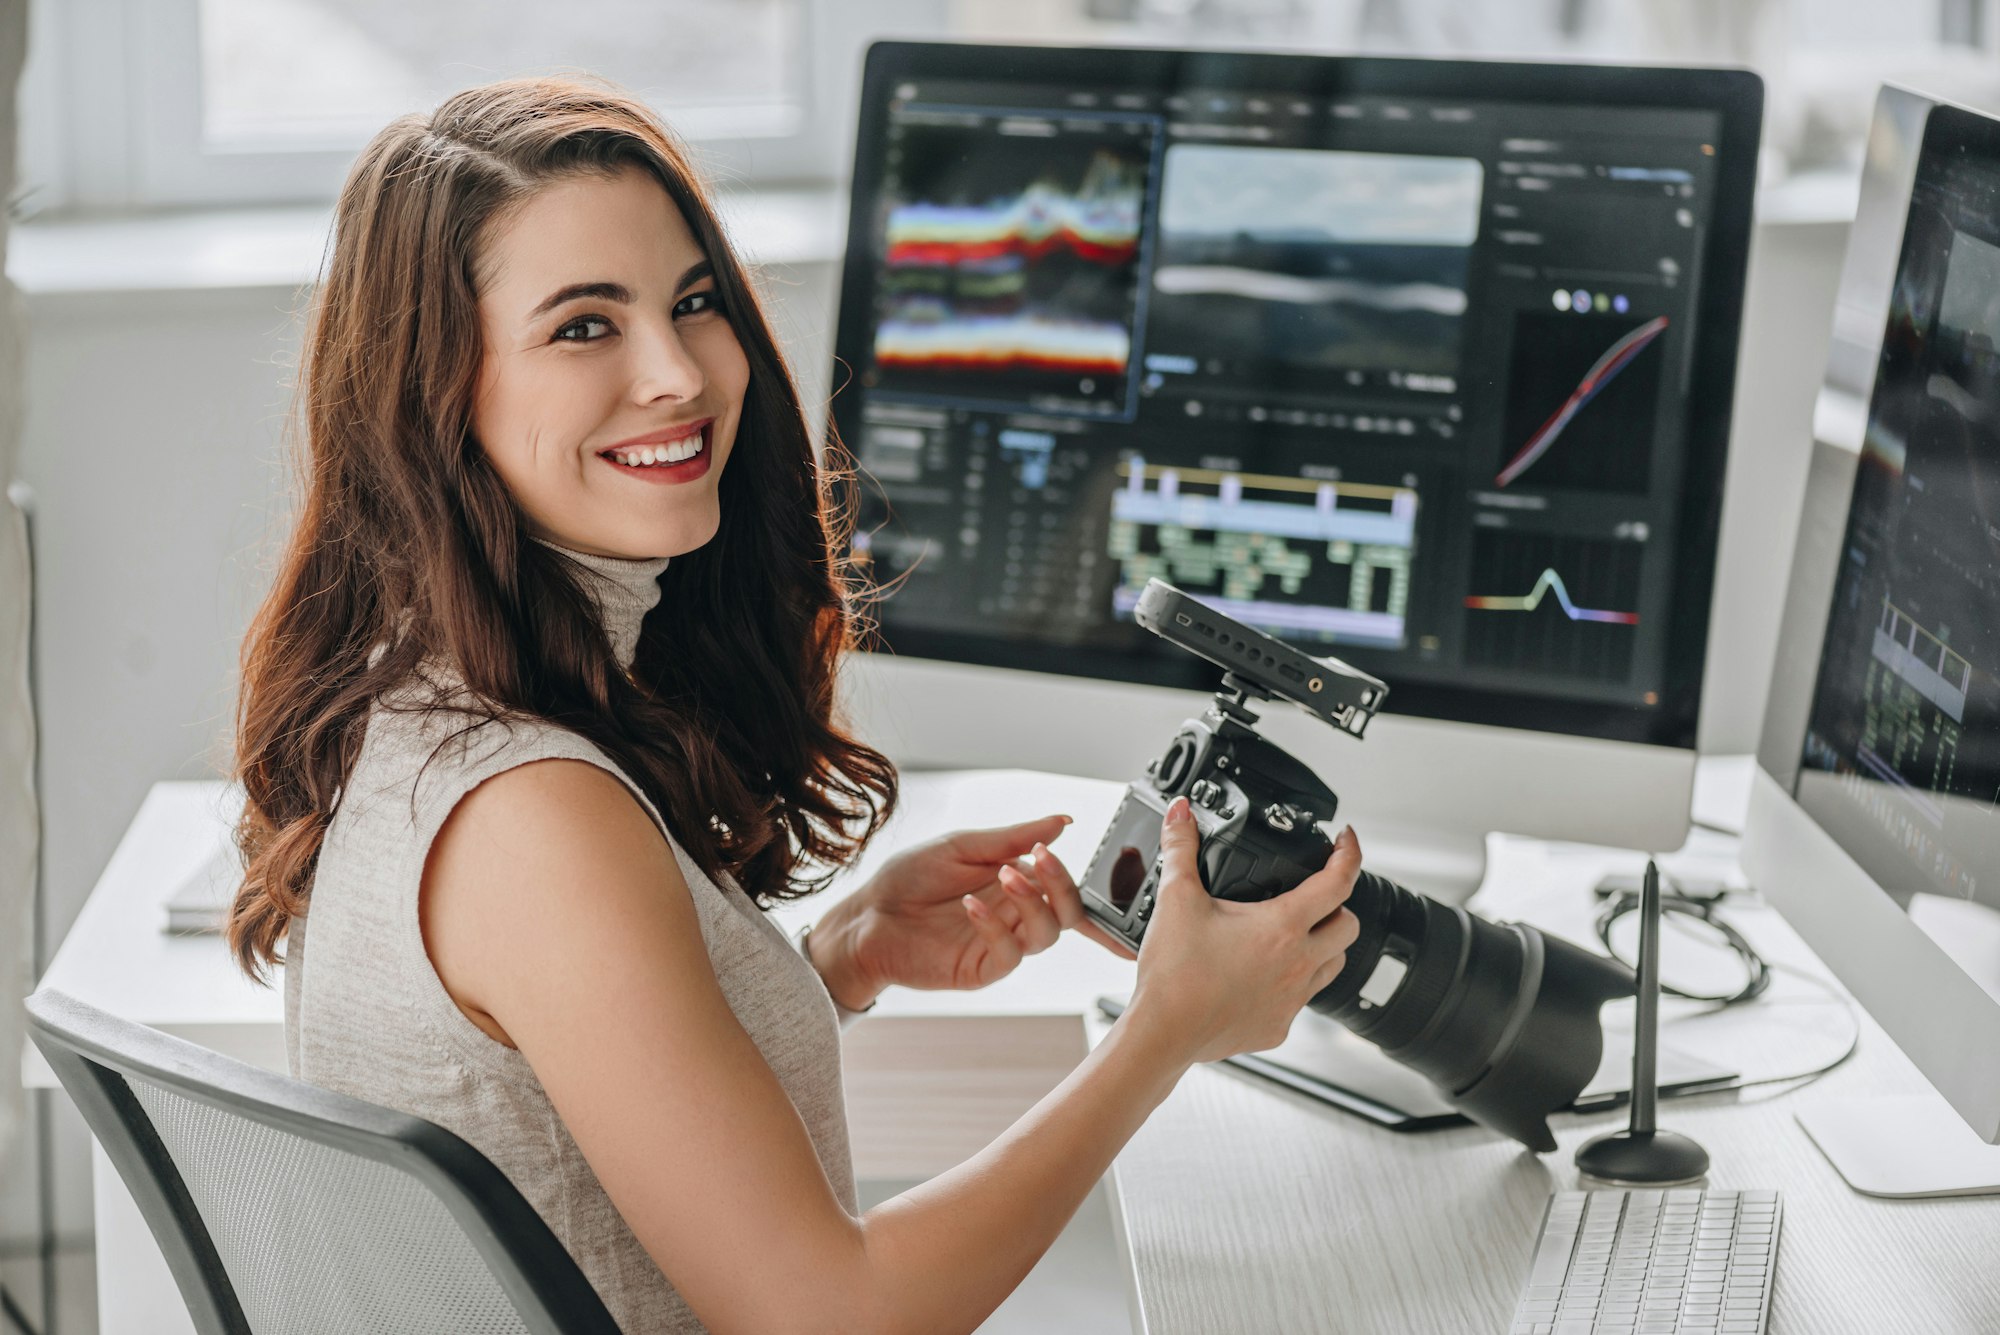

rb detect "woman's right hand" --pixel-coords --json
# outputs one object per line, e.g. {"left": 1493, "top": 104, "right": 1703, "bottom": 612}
{"left": 1125, "top": 795, "right": 1363, "bottom": 1067}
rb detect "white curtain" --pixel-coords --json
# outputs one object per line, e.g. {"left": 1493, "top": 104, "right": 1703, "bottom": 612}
{"left": 0, "top": 0, "right": 34, "bottom": 1170}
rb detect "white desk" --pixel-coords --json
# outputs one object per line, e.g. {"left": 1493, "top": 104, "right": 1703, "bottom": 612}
{"left": 28, "top": 763, "right": 2000, "bottom": 1333}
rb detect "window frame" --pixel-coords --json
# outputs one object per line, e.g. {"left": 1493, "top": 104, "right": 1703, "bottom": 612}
{"left": 24, "top": 0, "right": 2000, "bottom": 217}
{"left": 22, "top": 0, "right": 951, "bottom": 213}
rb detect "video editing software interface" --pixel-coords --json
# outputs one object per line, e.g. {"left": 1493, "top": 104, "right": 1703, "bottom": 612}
{"left": 840, "top": 67, "right": 1725, "bottom": 716}
{"left": 1799, "top": 111, "right": 2000, "bottom": 922}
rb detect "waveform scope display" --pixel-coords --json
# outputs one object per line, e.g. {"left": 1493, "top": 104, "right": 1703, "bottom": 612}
{"left": 1495, "top": 311, "right": 1668, "bottom": 493}
{"left": 1463, "top": 530, "right": 1642, "bottom": 682}
{"left": 1146, "top": 145, "right": 1482, "bottom": 381}
{"left": 1107, "top": 461, "right": 1418, "bottom": 648}
{"left": 869, "top": 110, "right": 1156, "bottom": 416}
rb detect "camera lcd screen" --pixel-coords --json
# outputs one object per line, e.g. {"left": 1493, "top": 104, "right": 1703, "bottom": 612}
{"left": 1084, "top": 793, "right": 1166, "bottom": 913}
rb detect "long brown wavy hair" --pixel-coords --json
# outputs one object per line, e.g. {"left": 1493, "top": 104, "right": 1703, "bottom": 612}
{"left": 228, "top": 77, "right": 897, "bottom": 979}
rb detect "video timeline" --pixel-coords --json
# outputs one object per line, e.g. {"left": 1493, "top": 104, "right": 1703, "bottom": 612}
{"left": 1108, "top": 459, "right": 1419, "bottom": 649}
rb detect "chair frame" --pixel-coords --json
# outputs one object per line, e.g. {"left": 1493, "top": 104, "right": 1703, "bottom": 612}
{"left": 24, "top": 987, "right": 622, "bottom": 1335}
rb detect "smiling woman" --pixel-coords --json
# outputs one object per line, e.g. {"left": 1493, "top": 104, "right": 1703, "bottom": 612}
{"left": 469, "top": 170, "right": 747, "bottom": 557}
{"left": 229, "top": 78, "right": 894, "bottom": 973}
{"left": 223, "top": 74, "right": 1362, "bottom": 1335}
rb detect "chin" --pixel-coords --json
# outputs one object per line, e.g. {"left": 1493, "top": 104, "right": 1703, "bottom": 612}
{"left": 634, "top": 501, "right": 723, "bottom": 561}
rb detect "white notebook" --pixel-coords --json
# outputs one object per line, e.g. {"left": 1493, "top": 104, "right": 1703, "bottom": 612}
{"left": 162, "top": 845, "right": 239, "bottom": 935}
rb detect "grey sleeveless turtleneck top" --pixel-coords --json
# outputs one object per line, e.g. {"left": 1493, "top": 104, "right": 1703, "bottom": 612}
{"left": 285, "top": 544, "right": 855, "bottom": 1333}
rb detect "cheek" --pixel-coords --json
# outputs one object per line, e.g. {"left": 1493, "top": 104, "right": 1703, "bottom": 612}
{"left": 478, "top": 357, "right": 619, "bottom": 474}
{"left": 702, "top": 324, "right": 753, "bottom": 411}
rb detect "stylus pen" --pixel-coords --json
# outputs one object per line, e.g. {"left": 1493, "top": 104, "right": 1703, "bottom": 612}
{"left": 1633, "top": 858, "right": 1662, "bottom": 1136}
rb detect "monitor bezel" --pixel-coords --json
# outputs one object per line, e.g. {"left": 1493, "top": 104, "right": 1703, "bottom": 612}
{"left": 830, "top": 40, "right": 1765, "bottom": 749}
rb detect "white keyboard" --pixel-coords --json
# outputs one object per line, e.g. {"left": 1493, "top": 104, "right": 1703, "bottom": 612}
{"left": 1509, "top": 1188, "right": 1781, "bottom": 1334}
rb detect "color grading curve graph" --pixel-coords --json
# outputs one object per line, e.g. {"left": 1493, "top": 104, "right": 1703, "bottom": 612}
{"left": 1495, "top": 313, "right": 1669, "bottom": 494}
{"left": 1464, "top": 568, "right": 1641, "bottom": 625}
{"left": 1108, "top": 460, "right": 1418, "bottom": 648}
{"left": 1463, "top": 531, "right": 1642, "bottom": 682}
{"left": 872, "top": 112, "right": 1156, "bottom": 415}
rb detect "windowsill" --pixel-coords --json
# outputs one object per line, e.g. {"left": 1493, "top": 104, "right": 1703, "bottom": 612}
{"left": 5, "top": 184, "right": 852, "bottom": 307}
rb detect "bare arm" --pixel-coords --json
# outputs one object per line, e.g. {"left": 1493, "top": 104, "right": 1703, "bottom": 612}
{"left": 423, "top": 761, "right": 1359, "bottom": 1335}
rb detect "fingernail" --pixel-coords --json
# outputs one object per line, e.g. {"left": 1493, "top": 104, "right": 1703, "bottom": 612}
{"left": 1032, "top": 842, "right": 1048, "bottom": 858}
{"left": 1002, "top": 872, "right": 1031, "bottom": 896}
{"left": 1336, "top": 824, "right": 1353, "bottom": 848}
{"left": 1165, "top": 796, "right": 1192, "bottom": 825}
{"left": 1060, "top": 815, "right": 1074, "bottom": 825}
{"left": 963, "top": 894, "right": 987, "bottom": 919}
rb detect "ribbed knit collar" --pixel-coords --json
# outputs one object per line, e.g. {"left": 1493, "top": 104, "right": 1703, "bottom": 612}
{"left": 533, "top": 538, "right": 671, "bottom": 669}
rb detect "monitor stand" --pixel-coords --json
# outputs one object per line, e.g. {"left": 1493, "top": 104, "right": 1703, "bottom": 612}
{"left": 1797, "top": 1094, "right": 2000, "bottom": 1197}
{"left": 1345, "top": 819, "right": 1487, "bottom": 906}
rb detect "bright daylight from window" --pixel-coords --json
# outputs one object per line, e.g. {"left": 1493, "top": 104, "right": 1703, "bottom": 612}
{"left": 197, "top": 0, "right": 803, "bottom": 147}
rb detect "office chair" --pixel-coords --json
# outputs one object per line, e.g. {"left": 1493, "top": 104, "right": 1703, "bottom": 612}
{"left": 24, "top": 988, "right": 622, "bottom": 1334}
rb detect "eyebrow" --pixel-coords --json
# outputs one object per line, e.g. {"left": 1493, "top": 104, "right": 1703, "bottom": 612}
{"left": 528, "top": 260, "right": 716, "bottom": 321}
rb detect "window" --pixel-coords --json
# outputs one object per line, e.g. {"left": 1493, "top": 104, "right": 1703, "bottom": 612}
{"left": 22, "top": 0, "right": 923, "bottom": 211}
{"left": 198, "top": 0, "right": 805, "bottom": 149}
{"left": 21, "top": 0, "right": 2000, "bottom": 214}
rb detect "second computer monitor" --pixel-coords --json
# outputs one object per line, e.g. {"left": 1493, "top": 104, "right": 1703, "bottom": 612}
{"left": 1747, "top": 88, "right": 2000, "bottom": 1192}
{"left": 832, "top": 45, "right": 1762, "bottom": 879}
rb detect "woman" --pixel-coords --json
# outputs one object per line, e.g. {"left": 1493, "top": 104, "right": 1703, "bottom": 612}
{"left": 229, "top": 77, "right": 1362, "bottom": 1334}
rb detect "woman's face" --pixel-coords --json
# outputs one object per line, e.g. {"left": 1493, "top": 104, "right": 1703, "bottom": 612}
{"left": 471, "top": 165, "right": 749, "bottom": 560}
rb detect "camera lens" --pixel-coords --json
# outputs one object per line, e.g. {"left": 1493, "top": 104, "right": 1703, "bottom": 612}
{"left": 1307, "top": 872, "right": 1634, "bottom": 1152}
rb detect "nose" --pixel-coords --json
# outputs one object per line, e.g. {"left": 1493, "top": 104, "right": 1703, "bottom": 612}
{"left": 629, "top": 317, "right": 707, "bottom": 406}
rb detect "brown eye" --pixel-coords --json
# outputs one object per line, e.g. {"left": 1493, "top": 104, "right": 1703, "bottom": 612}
{"left": 555, "top": 315, "right": 614, "bottom": 342}
{"left": 675, "top": 290, "right": 724, "bottom": 318}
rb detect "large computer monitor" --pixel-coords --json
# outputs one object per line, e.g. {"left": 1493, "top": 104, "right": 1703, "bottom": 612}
{"left": 830, "top": 43, "right": 1763, "bottom": 895}
{"left": 1746, "top": 87, "right": 2000, "bottom": 1196}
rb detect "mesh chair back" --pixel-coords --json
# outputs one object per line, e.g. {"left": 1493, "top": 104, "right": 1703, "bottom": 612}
{"left": 25, "top": 988, "right": 621, "bottom": 1335}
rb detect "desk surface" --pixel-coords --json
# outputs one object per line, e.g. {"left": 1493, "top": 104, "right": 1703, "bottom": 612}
{"left": 31, "top": 763, "right": 2000, "bottom": 1333}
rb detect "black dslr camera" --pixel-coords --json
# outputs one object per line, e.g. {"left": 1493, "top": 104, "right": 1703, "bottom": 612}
{"left": 1080, "top": 581, "right": 1633, "bottom": 1152}
{"left": 1079, "top": 581, "right": 1385, "bottom": 949}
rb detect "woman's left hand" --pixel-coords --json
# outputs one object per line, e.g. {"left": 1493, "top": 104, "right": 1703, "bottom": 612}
{"left": 806, "top": 814, "right": 1135, "bottom": 1009}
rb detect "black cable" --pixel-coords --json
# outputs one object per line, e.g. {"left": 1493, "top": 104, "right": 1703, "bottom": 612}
{"left": 1707, "top": 962, "right": 1862, "bottom": 1098}
{"left": 1630, "top": 961, "right": 1860, "bottom": 1110}
{"left": 1594, "top": 887, "right": 1772, "bottom": 1007}
{"left": 0, "top": 1283, "right": 42, "bottom": 1335}
{"left": 1590, "top": 867, "right": 1860, "bottom": 1103}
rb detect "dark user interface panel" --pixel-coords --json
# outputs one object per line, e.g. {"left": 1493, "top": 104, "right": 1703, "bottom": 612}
{"left": 835, "top": 55, "right": 1736, "bottom": 732}
{"left": 1799, "top": 107, "right": 2000, "bottom": 915}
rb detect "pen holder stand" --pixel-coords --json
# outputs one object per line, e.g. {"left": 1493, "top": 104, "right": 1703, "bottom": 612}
{"left": 1575, "top": 860, "right": 1710, "bottom": 1186}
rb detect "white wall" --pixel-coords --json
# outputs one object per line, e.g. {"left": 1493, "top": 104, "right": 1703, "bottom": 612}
{"left": 0, "top": 0, "right": 37, "bottom": 1266}
{"left": 7, "top": 244, "right": 844, "bottom": 1240}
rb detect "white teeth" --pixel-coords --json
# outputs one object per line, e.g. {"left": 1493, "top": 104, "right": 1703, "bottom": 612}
{"left": 605, "top": 428, "right": 704, "bottom": 468}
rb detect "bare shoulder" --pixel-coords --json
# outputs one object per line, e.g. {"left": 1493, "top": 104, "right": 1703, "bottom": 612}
{"left": 430, "top": 757, "right": 674, "bottom": 897}
{"left": 422, "top": 757, "right": 703, "bottom": 1044}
